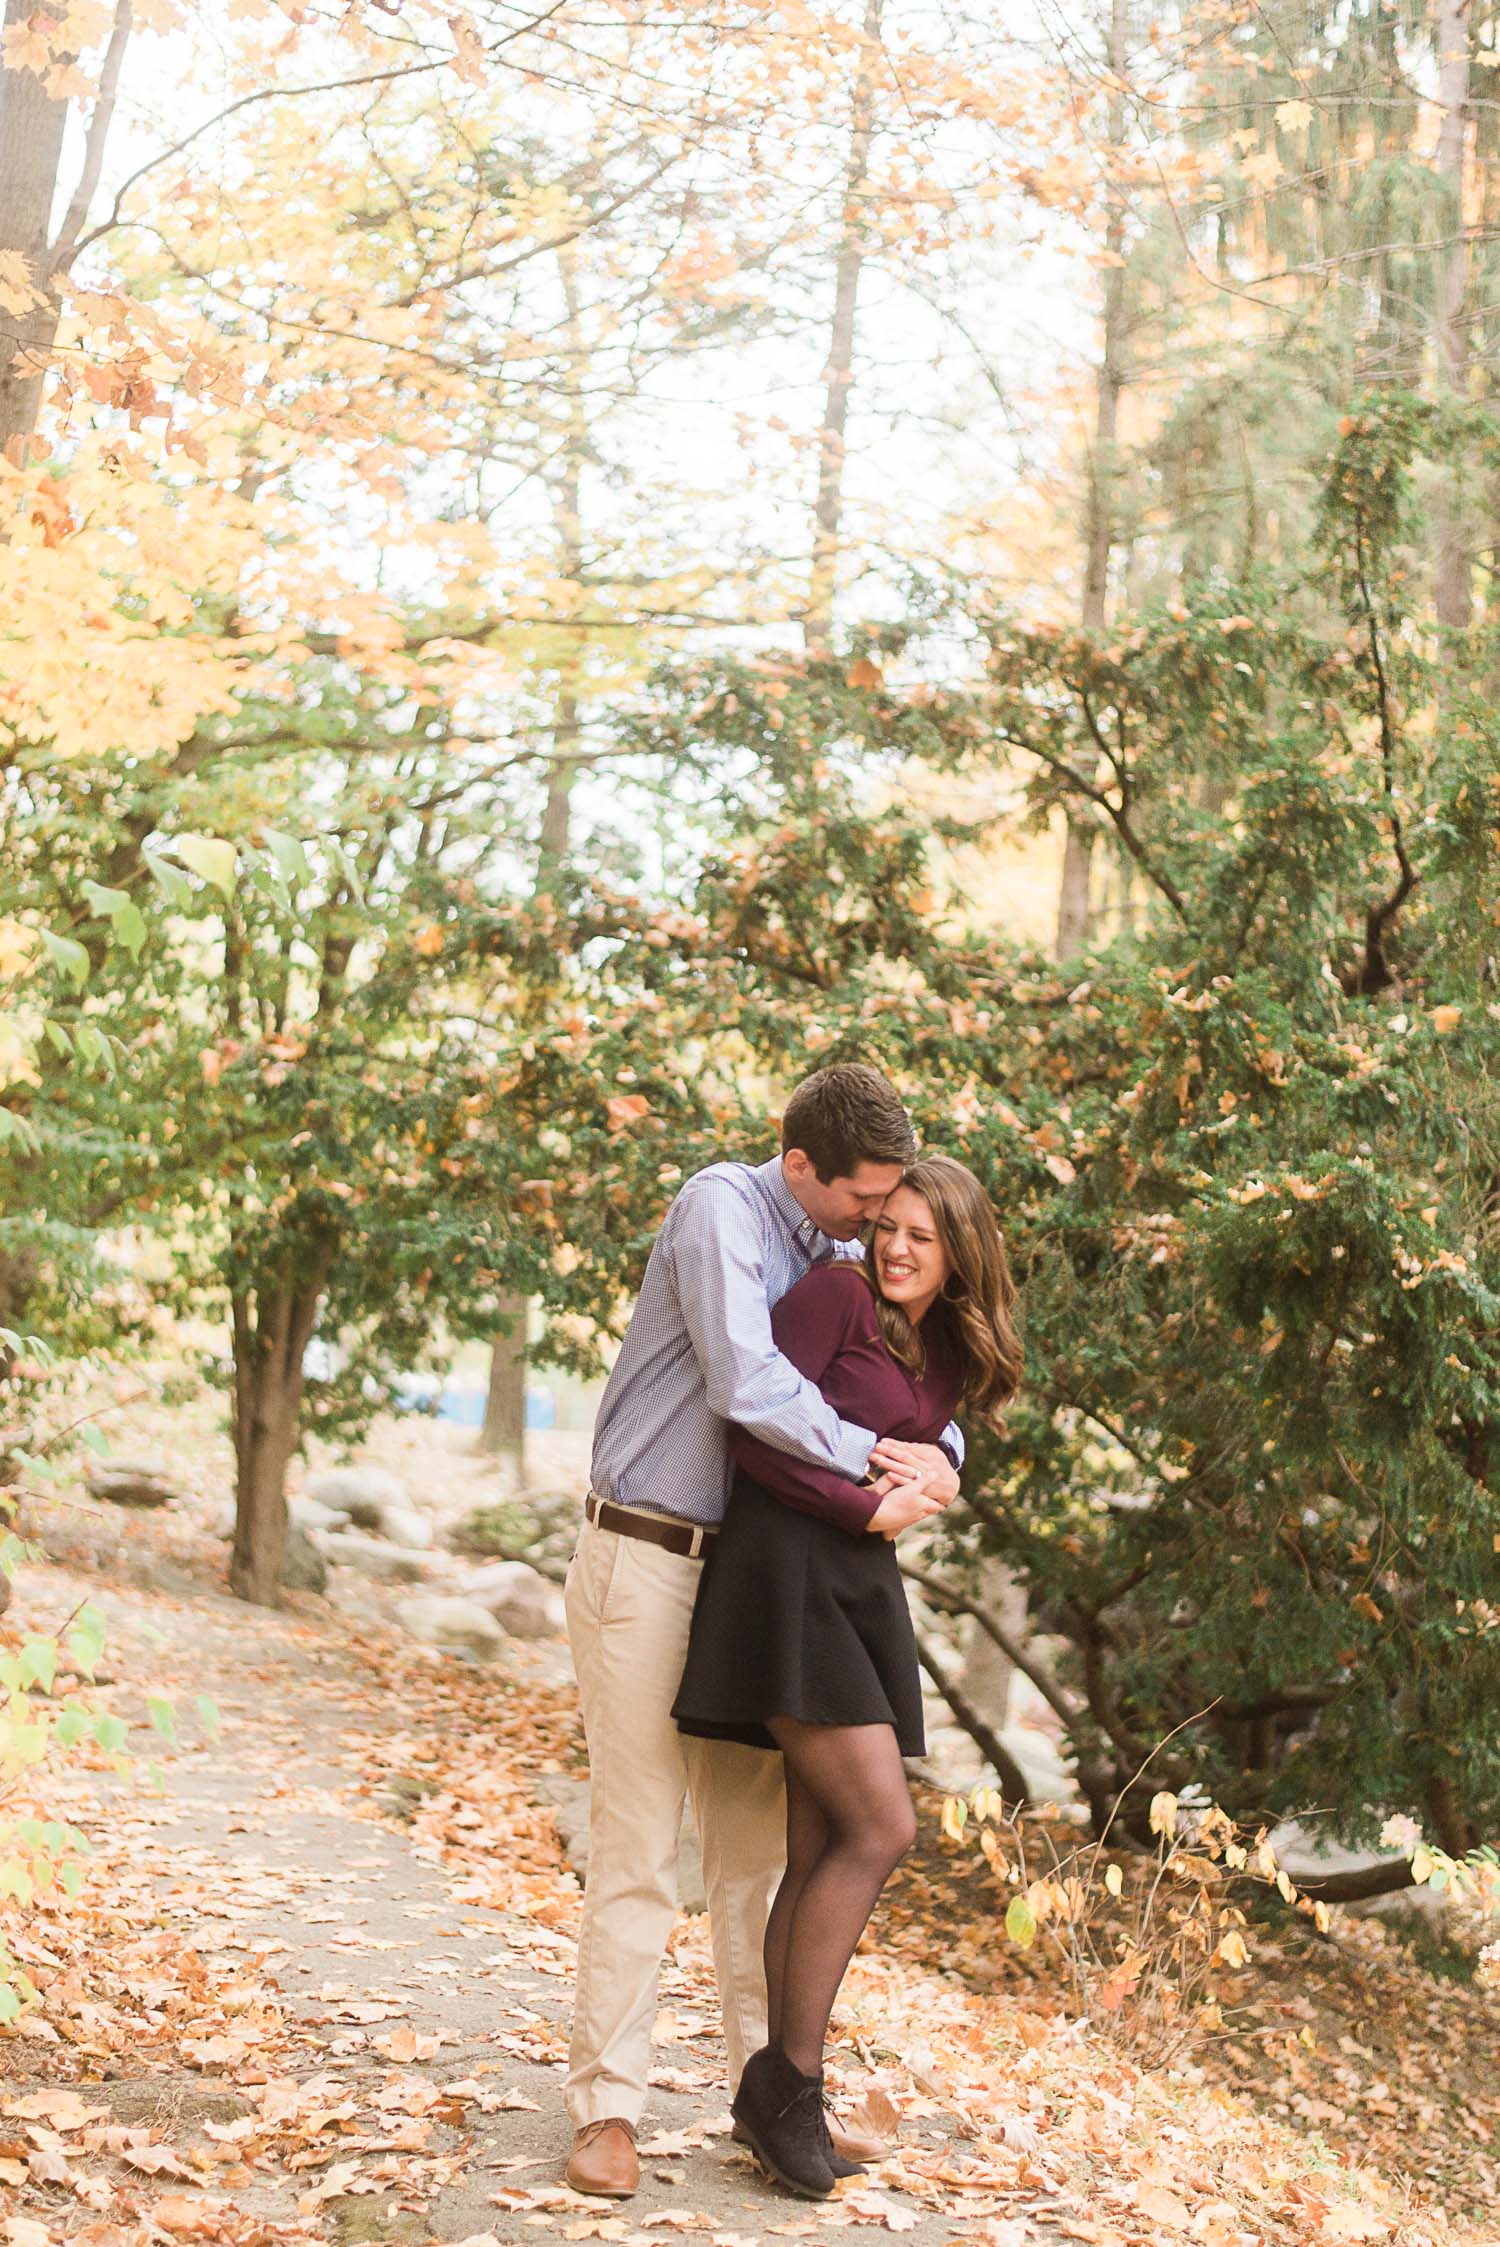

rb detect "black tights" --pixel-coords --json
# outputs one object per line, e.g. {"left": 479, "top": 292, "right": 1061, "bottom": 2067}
{"left": 761, "top": 1718, "right": 917, "bottom": 2077}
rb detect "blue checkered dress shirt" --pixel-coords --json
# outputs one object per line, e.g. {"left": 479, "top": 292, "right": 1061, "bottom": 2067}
{"left": 589, "top": 1154, "right": 961, "bottom": 1529}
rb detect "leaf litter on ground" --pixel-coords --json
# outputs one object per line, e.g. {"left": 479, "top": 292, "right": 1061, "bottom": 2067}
{"left": 3, "top": 1455, "right": 1497, "bottom": 2247}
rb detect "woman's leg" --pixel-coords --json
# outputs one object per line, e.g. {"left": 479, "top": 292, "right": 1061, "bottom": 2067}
{"left": 762, "top": 1765, "right": 828, "bottom": 2051}
{"left": 764, "top": 1718, "right": 917, "bottom": 2075}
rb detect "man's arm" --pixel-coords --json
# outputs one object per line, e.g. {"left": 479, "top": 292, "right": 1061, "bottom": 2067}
{"left": 670, "top": 1183, "right": 875, "bottom": 1480}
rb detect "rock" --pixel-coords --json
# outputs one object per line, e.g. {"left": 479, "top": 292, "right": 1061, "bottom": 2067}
{"left": 322, "top": 1530, "right": 435, "bottom": 1585}
{"left": 279, "top": 1525, "right": 329, "bottom": 1594}
{"left": 378, "top": 1503, "right": 435, "bottom": 1551}
{"left": 1267, "top": 1820, "right": 1447, "bottom": 1927}
{"left": 214, "top": 1494, "right": 351, "bottom": 1542}
{"left": 396, "top": 1593, "right": 508, "bottom": 1664}
{"left": 460, "top": 1558, "right": 564, "bottom": 1639}
{"left": 86, "top": 1455, "right": 179, "bottom": 1508}
{"left": 534, "top": 1774, "right": 705, "bottom": 1911}
{"left": 291, "top": 1494, "right": 351, "bottom": 1536}
{"left": 306, "top": 1467, "right": 433, "bottom": 1547}
{"left": 307, "top": 1466, "right": 409, "bottom": 1530}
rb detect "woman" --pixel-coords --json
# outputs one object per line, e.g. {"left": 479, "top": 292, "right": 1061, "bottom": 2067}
{"left": 672, "top": 1154, "right": 1022, "bottom": 2199}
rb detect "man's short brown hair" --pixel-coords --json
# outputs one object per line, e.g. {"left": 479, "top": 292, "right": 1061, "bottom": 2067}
{"left": 780, "top": 1063, "right": 917, "bottom": 1183}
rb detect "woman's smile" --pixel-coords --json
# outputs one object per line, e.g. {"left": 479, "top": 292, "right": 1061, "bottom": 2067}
{"left": 872, "top": 1185, "right": 951, "bottom": 1320}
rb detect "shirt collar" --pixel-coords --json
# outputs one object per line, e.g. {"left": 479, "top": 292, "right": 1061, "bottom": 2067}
{"left": 756, "top": 1153, "right": 826, "bottom": 1251}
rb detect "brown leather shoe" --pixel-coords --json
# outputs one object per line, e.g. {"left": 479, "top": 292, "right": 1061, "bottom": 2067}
{"left": 566, "top": 2118, "right": 639, "bottom": 2198}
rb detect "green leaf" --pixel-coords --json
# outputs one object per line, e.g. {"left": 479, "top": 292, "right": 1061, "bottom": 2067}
{"left": 194, "top": 1693, "right": 220, "bottom": 1740}
{"left": 39, "top": 928, "right": 88, "bottom": 987}
{"left": 147, "top": 1697, "right": 177, "bottom": 1744}
{"left": 73, "top": 1021, "right": 117, "bottom": 1076}
{"left": 143, "top": 847, "right": 193, "bottom": 908}
{"left": 80, "top": 880, "right": 150, "bottom": 958}
{"left": 1004, "top": 1895, "right": 1037, "bottom": 1949}
{"left": 43, "top": 1020, "right": 74, "bottom": 1056}
{"left": 0, "top": 1108, "right": 41, "bottom": 1151}
{"left": 66, "top": 1604, "right": 106, "bottom": 1680}
{"left": 53, "top": 1707, "right": 88, "bottom": 1748}
{"left": 0, "top": 1983, "right": 21, "bottom": 2023}
{"left": 262, "top": 829, "right": 311, "bottom": 888}
{"left": 90, "top": 1713, "right": 128, "bottom": 1754}
{"left": 19, "top": 1639, "right": 56, "bottom": 1692}
{"left": 81, "top": 879, "right": 130, "bottom": 918}
{"left": 0, "top": 1859, "right": 35, "bottom": 1906}
{"left": 113, "top": 900, "right": 147, "bottom": 957}
{"left": 325, "top": 836, "right": 368, "bottom": 909}
{"left": 169, "top": 834, "right": 238, "bottom": 898}
{"left": 59, "top": 1859, "right": 86, "bottom": 1900}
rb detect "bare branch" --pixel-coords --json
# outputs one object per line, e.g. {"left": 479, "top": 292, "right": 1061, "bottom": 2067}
{"left": 50, "top": 0, "right": 133, "bottom": 269}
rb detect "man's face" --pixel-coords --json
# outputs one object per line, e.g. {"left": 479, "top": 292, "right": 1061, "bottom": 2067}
{"left": 783, "top": 1149, "right": 906, "bottom": 1241}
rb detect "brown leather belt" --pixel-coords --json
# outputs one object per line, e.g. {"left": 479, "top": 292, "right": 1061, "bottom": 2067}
{"left": 584, "top": 1492, "right": 715, "bottom": 1559}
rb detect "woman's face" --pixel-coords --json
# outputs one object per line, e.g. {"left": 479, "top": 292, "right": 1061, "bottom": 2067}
{"left": 872, "top": 1185, "right": 950, "bottom": 1320}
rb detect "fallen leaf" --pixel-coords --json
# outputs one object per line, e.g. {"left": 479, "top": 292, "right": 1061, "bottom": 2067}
{"left": 1136, "top": 2185, "right": 1192, "bottom": 2229}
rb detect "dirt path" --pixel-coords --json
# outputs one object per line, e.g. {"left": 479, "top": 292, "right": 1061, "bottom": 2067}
{"left": 5, "top": 1553, "right": 1068, "bottom": 2247}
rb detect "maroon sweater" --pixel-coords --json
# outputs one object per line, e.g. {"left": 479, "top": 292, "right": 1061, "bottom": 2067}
{"left": 727, "top": 1262, "right": 963, "bottom": 1534}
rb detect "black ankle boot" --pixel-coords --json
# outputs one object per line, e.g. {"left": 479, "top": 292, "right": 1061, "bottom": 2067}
{"left": 731, "top": 2045, "right": 836, "bottom": 2199}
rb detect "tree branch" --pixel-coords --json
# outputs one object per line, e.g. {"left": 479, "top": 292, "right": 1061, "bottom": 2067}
{"left": 49, "top": 0, "right": 133, "bottom": 270}
{"left": 900, "top": 1558, "right": 1082, "bottom": 1731}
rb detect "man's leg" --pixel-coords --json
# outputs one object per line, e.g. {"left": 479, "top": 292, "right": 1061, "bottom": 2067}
{"left": 682, "top": 1731, "right": 786, "bottom": 2084}
{"left": 564, "top": 1520, "right": 701, "bottom": 2130}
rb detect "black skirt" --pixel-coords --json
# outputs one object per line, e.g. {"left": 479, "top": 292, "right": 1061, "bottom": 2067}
{"left": 671, "top": 1469, "right": 926, "bottom": 1756}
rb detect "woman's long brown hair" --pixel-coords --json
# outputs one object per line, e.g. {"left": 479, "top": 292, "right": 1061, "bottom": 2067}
{"left": 863, "top": 1154, "right": 1022, "bottom": 1429}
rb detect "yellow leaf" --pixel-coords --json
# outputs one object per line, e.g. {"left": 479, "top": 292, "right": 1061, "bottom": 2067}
{"left": 1242, "top": 147, "right": 1283, "bottom": 191}
{"left": 170, "top": 834, "right": 238, "bottom": 898}
{"left": 1276, "top": 97, "right": 1314, "bottom": 131}
{"left": 1149, "top": 1790, "right": 1178, "bottom": 1838}
{"left": 1431, "top": 1004, "right": 1462, "bottom": 1033}
{"left": 940, "top": 1795, "right": 968, "bottom": 1842}
{"left": 0, "top": 251, "right": 48, "bottom": 318}
{"left": 1104, "top": 1861, "right": 1123, "bottom": 1897}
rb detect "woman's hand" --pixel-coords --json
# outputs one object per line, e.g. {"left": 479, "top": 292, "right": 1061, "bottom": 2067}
{"left": 866, "top": 1479, "right": 950, "bottom": 1539}
{"left": 868, "top": 1438, "right": 959, "bottom": 1505}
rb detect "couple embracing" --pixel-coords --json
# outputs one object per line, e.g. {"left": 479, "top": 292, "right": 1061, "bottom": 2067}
{"left": 563, "top": 1063, "right": 1021, "bottom": 2202}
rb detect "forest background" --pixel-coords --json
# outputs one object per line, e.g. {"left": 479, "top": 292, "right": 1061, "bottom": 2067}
{"left": 4, "top": 0, "right": 1500, "bottom": 2126}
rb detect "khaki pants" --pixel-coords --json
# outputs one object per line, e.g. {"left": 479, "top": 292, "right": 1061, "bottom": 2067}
{"left": 564, "top": 1515, "right": 786, "bottom": 2128}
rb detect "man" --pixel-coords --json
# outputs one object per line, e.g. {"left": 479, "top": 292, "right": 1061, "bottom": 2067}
{"left": 563, "top": 1062, "right": 961, "bottom": 2199}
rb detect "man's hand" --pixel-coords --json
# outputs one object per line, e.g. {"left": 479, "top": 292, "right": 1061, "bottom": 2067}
{"left": 866, "top": 1480, "right": 950, "bottom": 1539}
{"left": 868, "top": 1437, "right": 959, "bottom": 1505}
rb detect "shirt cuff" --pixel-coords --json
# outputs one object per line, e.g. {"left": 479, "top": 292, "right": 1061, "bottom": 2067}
{"left": 834, "top": 1420, "right": 877, "bottom": 1482}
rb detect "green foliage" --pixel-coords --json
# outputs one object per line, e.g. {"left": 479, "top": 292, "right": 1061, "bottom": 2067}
{"left": 609, "top": 395, "right": 1500, "bottom": 1850}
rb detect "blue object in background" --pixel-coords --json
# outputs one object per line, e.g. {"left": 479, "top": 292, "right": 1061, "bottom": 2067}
{"left": 436, "top": 1384, "right": 485, "bottom": 1427}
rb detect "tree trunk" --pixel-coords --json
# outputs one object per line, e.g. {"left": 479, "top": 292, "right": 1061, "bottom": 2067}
{"left": 0, "top": 0, "right": 130, "bottom": 456}
{"left": 1433, "top": 0, "right": 1472, "bottom": 631}
{"left": 481, "top": 1305, "right": 530, "bottom": 1469}
{"left": 956, "top": 1557, "right": 1029, "bottom": 1735}
{"left": 804, "top": 0, "right": 883, "bottom": 655}
{"left": 0, "top": 0, "right": 70, "bottom": 454}
{"left": 229, "top": 1276, "right": 326, "bottom": 1606}
{"left": 479, "top": 248, "right": 590, "bottom": 1467}
{"left": 1055, "top": 0, "right": 1131, "bottom": 963}
{"left": 913, "top": 1625, "right": 1032, "bottom": 1806}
